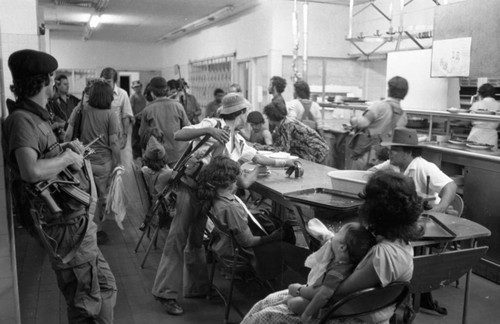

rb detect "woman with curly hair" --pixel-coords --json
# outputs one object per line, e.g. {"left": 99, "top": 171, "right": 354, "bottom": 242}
{"left": 242, "top": 169, "right": 423, "bottom": 324}
{"left": 197, "top": 155, "right": 310, "bottom": 281}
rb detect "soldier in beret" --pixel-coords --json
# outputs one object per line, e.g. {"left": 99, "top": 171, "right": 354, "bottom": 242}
{"left": 3, "top": 49, "right": 117, "bottom": 323}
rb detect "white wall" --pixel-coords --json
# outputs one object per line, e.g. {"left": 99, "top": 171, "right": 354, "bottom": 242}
{"left": 49, "top": 37, "right": 164, "bottom": 71}
{"left": 387, "top": 49, "right": 460, "bottom": 110}
{"left": 160, "top": 0, "right": 352, "bottom": 79}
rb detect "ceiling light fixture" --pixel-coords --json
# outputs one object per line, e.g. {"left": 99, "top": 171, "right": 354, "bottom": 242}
{"left": 157, "top": 5, "right": 235, "bottom": 42}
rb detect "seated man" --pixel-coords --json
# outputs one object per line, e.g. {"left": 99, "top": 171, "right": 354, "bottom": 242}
{"left": 369, "top": 127, "right": 457, "bottom": 213}
{"left": 369, "top": 127, "right": 457, "bottom": 315}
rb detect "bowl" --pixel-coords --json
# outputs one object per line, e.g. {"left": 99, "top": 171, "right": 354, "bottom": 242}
{"left": 327, "top": 170, "right": 373, "bottom": 196}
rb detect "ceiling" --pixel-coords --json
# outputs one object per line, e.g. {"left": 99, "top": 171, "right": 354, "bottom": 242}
{"left": 39, "top": 0, "right": 368, "bottom": 43}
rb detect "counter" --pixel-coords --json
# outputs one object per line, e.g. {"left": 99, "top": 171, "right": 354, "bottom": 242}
{"left": 317, "top": 102, "right": 500, "bottom": 283}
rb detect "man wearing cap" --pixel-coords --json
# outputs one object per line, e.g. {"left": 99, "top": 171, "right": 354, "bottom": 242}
{"left": 3, "top": 49, "right": 116, "bottom": 323}
{"left": 138, "top": 77, "right": 191, "bottom": 167}
{"left": 370, "top": 127, "right": 457, "bottom": 213}
{"left": 151, "top": 92, "right": 298, "bottom": 316}
{"left": 350, "top": 76, "right": 409, "bottom": 170}
{"left": 130, "top": 80, "right": 147, "bottom": 159}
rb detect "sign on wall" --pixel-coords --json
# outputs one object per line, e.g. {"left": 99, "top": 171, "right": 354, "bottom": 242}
{"left": 431, "top": 37, "right": 471, "bottom": 77}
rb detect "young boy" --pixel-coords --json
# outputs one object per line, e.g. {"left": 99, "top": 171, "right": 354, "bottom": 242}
{"left": 244, "top": 111, "right": 273, "bottom": 146}
{"left": 286, "top": 223, "right": 376, "bottom": 322}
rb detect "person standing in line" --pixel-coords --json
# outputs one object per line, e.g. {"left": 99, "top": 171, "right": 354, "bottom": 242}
{"left": 130, "top": 80, "right": 147, "bottom": 159}
{"left": 287, "top": 80, "right": 323, "bottom": 135}
{"left": 349, "top": 76, "right": 408, "bottom": 170}
{"left": 268, "top": 75, "right": 287, "bottom": 108}
{"left": 151, "top": 93, "right": 298, "bottom": 316}
{"left": 100, "top": 67, "right": 134, "bottom": 161}
{"left": 205, "top": 88, "right": 225, "bottom": 118}
{"left": 167, "top": 78, "right": 202, "bottom": 125}
{"left": 139, "top": 77, "right": 191, "bottom": 168}
{"left": 467, "top": 83, "right": 500, "bottom": 148}
{"left": 46, "top": 74, "right": 81, "bottom": 141}
{"left": 3, "top": 49, "right": 117, "bottom": 324}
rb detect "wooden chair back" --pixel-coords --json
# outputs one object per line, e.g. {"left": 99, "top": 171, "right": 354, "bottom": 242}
{"left": 411, "top": 246, "right": 488, "bottom": 293}
{"left": 318, "top": 282, "right": 411, "bottom": 324}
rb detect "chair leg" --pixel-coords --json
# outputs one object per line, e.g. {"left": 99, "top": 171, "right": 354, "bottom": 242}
{"left": 140, "top": 226, "right": 161, "bottom": 269}
{"left": 134, "top": 226, "right": 149, "bottom": 253}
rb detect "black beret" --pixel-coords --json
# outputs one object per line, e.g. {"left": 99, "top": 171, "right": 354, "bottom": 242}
{"left": 8, "top": 49, "right": 58, "bottom": 80}
{"left": 149, "top": 76, "right": 168, "bottom": 89}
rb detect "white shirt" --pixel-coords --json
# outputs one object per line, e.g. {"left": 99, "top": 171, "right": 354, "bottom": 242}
{"left": 183, "top": 117, "right": 257, "bottom": 164}
{"left": 286, "top": 99, "right": 323, "bottom": 129}
{"left": 111, "top": 84, "right": 134, "bottom": 134}
{"left": 371, "top": 157, "right": 453, "bottom": 205}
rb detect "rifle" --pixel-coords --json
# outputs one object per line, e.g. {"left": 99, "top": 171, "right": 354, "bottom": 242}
{"left": 29, "top": 134, "right": 104, "bottom": 219}
{"left": 139, "top": 127, "right": 220, "bottom": 231}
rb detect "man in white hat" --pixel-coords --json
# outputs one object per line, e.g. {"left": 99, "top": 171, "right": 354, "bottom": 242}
{"left": 151, "top": 92, "right": 298, "bottom": 316}
{"left": 369, "top": 127, "right": 457, "bottom": 214}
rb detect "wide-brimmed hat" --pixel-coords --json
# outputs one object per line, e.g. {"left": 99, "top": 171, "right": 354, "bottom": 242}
{"left": 144, "top": 136, "right": 166, "bottom": 160}
{"left": 219, "top": 93, "right": 251, "bottom": 116}
{"left": 131, "top": 80, "right": 142, "bottom": 88}
{"left": 8, "top": 49, "right": 58, "bottom": 80}
{"left": 381, "top": 127, "right": 419, "bottom": 147}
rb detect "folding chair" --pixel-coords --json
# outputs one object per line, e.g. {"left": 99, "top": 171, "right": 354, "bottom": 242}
{"left": 133, "top": 167, "right": 175, "bottom": 268}
{"left": 206, "top": 211, "right": 274, "bottom": 324}
{"left": 318, "top": 281, "right": 412, "bottom": 324}
{"left": 411, "top": 246, "right": 488, "bottom": 324}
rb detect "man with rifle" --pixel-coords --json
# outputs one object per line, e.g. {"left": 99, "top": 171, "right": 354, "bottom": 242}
{"left": 152, "top": 92, "right": 300, "bottom": 316}
{"left": 3, "top": 49, "right": 116, "bottom": 323}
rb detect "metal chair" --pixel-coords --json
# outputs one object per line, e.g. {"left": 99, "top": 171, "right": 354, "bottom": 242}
{"left": 447, "top": 193, "right": 464, "bottom": 217}
{"left": 206, "top": 211, "right": 274, "bottom": 324}
{"left": 318, "top": 281, "right": 412, "bottom": 324}
{"left": 133, "top": 167, "right": 174, "bottom": 268}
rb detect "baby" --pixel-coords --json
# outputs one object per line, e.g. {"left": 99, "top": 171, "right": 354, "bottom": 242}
{"left": 286, "top": 222, "right": 376, "bottom": 322}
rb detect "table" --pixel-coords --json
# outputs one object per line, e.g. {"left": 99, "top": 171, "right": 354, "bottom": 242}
{"left": 251, "top": 161, "right": 491, "bottom": 324}
{"left": 250, "top": 159, "right": 356, "bottom": 247}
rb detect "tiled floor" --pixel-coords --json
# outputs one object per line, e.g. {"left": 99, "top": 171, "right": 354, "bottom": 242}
{"left": 15, "top": 168, "right": 500, "bottom": 323}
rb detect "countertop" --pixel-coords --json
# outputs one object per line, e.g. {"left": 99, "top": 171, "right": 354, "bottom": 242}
{"left": 420, "top": 141, "right": 500, "bottom": 162}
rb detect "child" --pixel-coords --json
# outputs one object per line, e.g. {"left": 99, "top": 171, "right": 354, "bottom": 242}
{"left": 244, "top": 111, "right": 273, "bottom": 146}
{"left": 141, "top": 134, "right": 174, "bottom": 228}
{"left": 285, "top": 223, "right": 376, "bottom": 323}
{"left": 197, "top": 156, "right": 310, "bottom": 280}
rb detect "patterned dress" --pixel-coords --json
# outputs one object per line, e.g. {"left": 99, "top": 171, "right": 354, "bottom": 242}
{"left": 272, "top": 117, "right": 329, "bottom": 163}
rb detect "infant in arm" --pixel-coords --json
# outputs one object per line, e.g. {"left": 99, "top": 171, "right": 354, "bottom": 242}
{"left": 285, "top": 223, "right": 376, "bottom": 322}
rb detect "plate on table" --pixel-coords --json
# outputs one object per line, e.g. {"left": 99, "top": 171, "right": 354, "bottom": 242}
{"left": 257, "top": 150, "right": 273, "bottom": 156}
{"left": 448, "top": 139, "right": 467, "bottom": 145}
{"left": 466, "top": 143, "right": 494, "bottom": 150}
{"left": 447, "top": 108, "right": 469, "bottom": 113}
{"left": 268, "top": 152, "right": 291, "bottom": 159}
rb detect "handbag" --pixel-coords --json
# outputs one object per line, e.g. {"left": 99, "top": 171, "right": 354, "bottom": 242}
{"left": 348, "top": 129, "right": 378, "bottom": 160}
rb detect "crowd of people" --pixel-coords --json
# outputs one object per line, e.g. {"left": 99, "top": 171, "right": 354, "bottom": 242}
{"left": 4, "top": 48, "right": 460, "bottom": 323}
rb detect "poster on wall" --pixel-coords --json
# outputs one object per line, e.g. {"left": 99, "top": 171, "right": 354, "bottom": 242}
{"left": 431, "top": 37, "right": 472, "bottom": 77}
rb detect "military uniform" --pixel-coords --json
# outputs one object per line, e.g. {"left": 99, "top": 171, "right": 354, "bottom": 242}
{"left": 4, "top": 49, "right": 116, "bottom": 324}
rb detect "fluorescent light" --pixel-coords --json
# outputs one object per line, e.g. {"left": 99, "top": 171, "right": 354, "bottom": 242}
{"left": 157, "top": 5, "right": 235, "bottom": 42}
{"left": 89, "top": 15, "right": 100, "bottom": 29}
